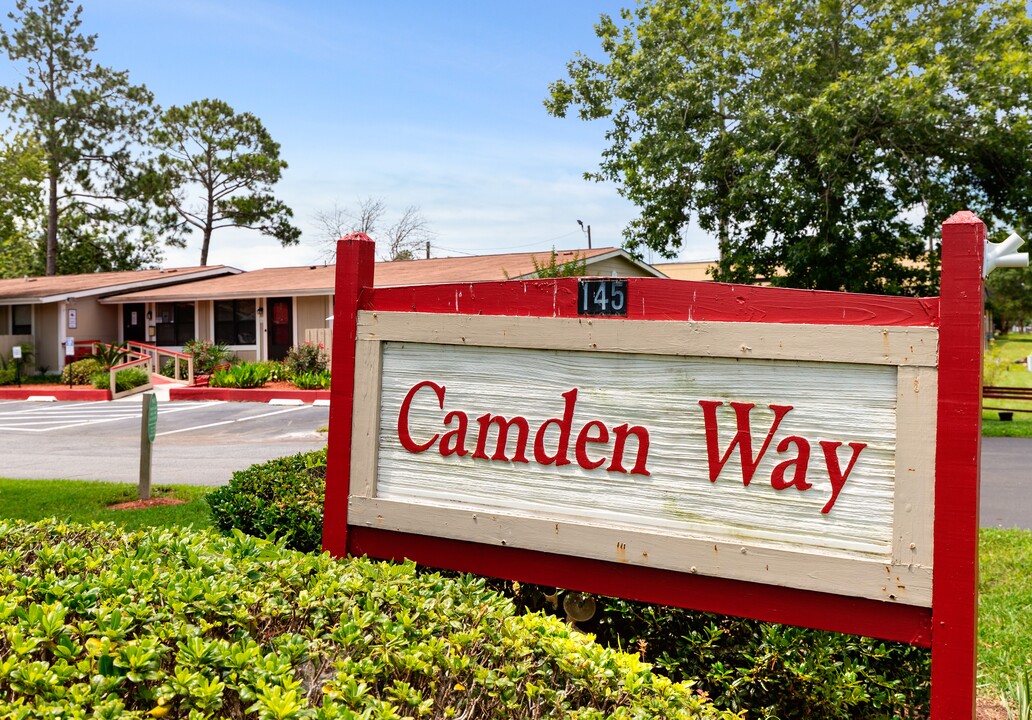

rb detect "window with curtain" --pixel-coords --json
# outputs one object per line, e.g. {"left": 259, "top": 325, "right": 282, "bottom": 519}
{"left": 214, "top": 299, "right": 256, "bottom": 345}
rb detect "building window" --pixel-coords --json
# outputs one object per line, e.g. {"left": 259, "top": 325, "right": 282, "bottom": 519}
{"left": 154, "top": 302, "right": 195, "bottom": 346}
{"left": 11, "top": 305, "right": 31, "bottom": 335}
{"left": 214, "top": 299, "right": 256, "bottom": 345}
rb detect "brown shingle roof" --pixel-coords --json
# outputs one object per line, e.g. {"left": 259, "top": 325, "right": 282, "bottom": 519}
{"left": 103, "top": 248, "right": 658, "bottom": 302}
{"left": 0, "top": 266, "right": 238, "bottom": 303}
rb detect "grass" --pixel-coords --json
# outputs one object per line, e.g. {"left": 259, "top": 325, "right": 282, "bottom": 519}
{"left": 979, "top": 528, "right": 1032, "bottom": 703}
{"left": 0, "top": 478, "right": 212, "bottom": 531}
{"left": 984, "top": 333, "right": 1032, "bottom": 437}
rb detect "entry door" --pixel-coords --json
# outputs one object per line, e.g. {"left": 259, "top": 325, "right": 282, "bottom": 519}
{"left": 267, "top": 297, "right": 293, "bottom": 361}
{"left": 123, "top": 303, "right": 146, "bottom": 343}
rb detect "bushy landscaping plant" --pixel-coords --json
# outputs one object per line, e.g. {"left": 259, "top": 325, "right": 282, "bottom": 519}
{"left": 219, "top": 454, "right": 931, "bottom": 717}
{"left": 0, "top": 344, "right": 34, "bottom": 385}
{"left": 0, "top": 519, "right": 734, "bottom": 719}
{"left": 290, "top": 369, "right": 331, "bottom": 390}
{"left": 209, "top": 361, "right": 271, "bottom": 389}
{"left": 258, "top": 360, "right": 289, "bottom": 382}
{"left": 183, "top": 339, "right": 232, "bottom": 374}
{"left": 206, "top": 448, "right": 326, "bottom": 551}
{"left": 90, "top": 366, "right": 150, "bottom": 392}
{"left": 60, "top": 357, "right": 105, "bottom": 385}
{"left": 283, "top": 342, "right": 328, "bottom": 377}
{"left": 88, "top": 341, "right": 131, "bottom": 369}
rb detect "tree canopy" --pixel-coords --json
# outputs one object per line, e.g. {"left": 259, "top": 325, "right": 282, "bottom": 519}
{"left": 148, "top": 98, "right": 301, "bottom": 267}
{"left": 547, "top": 0, "right": 1032, "bottom": 294}
{"left": 0, "top": 0, "right": 159, "bottom": 276}
{"left": 0, "top": 134, "right": 44, "bottom": 278}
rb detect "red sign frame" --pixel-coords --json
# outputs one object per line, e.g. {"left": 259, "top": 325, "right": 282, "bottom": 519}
{"left": 323, "top": 212, "right": 984, "bottom": 719}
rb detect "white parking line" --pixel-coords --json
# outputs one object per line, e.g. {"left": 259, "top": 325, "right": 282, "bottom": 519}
{"left": 0, "top": 401, "right": 224, "bottom": 432}
{"left": 156, "top": 405, "right": 313, "bottom": 437}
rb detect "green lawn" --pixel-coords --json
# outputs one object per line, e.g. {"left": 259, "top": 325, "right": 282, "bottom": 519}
{"left": 984, "top": 333, "right": 1032, "bottom": 437}
{"left": 0, "top": 478, "right": 212, "bottom": 531}
{"left": 979, "top": 529, "right": 1032, "bottom": 701}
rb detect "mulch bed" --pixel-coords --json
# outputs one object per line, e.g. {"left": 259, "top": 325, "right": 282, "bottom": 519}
{"left": 107, "top": 497, "right": 187, "bottom": 511}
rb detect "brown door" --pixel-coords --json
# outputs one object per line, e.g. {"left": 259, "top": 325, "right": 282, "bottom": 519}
{"left": 267, "top": 297, "right": 293, "bottom": 361}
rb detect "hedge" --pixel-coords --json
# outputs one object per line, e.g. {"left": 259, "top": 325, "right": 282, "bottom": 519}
{"left": 0, "top": 520, "right": 735, "bottom": 719}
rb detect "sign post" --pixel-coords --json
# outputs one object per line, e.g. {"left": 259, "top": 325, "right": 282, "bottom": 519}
{"left": 323, "top": 216, "right": 1026, "bottom": 720}
{"left": 11, "top": 345, "right": 21, "bottom": 387}
{"left": 139, "top": 393, "right": 157, "bottom": 500}
{"left": 65, "top": 338, "right": 74, "bottom": 388}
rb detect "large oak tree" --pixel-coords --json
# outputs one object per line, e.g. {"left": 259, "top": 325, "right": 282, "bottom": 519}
{"left": 547, "top": 0, "right": 1032, "bottom": 293}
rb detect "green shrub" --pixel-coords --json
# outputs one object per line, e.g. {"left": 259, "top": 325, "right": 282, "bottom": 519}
{"left": 258, "top": 359, "right": 289, "bottom": 382}
{"left": 88, "top": 341, "right": 131, "bottom": 369}
{"left": 0, "top": 519, "right": 733, "bottom": 719}
{"left": 206, "top": 448, "right": 327, "bottom": 551}
{"left": 183, "top": 338, "right": 233, "bottom": 374}
{"left": 291, "top": 369, "right": 331, "bottom": 390}
{"left": 158, "top": 356, "right": 189, "bottom": 380}
{"left": 217, "top": 452, "right": 930, "bottom": 718}
{"left": 90, "top": 366, "right": 151, "bottom": 392}
{"left": 60, "top": 357, "right": 105, "bottom": 385}
{"left": 0, "top": 365, "right": 15, "bottom": 386}
{"left": 284, "top": 341, "right": 328, "bottom": 376}
{"left": 500, "top": 588, "right": 930, "bottom": 719}
{"left": 209, "top": 361, "right": 271, "bottom": 388}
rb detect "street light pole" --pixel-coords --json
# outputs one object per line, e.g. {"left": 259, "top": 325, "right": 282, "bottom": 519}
{"left": 577, "top": 220, "right": 592, "bottom": 249}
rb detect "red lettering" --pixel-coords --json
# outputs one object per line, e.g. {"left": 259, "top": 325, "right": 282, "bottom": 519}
{"left": 608, "top": 424, "right": 651, "bottom": 476}
{"left": 819, "top": 441, "right": 866, "bottom": 513}
{"left": 575, "top": 420, "right": 609, "bottom": 470}
{"left": 440, "top": 411, "right": 470, "bottom": 457}
{"left": 533, "top": 389, "right": 578, "bottom": 467}
{"left": 770, "top": 435, "right": 812, "bottom": 490}
{"left": 398, "top": 380, "right": 444, "bottom": 453}
{"left": 699, "top": 400, "right": 793, "bottom": 485}
{"left": 473, "top": 413, "right": 530, "bottom": 462}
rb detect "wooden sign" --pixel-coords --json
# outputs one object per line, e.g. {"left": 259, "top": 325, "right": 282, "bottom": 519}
{"left": 324, "top": 212, "right": 997, "bottom": 719}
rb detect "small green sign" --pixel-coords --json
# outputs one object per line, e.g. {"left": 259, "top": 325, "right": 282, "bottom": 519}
{"left": 147, "top": 396, "right": 158, "bottom": 443}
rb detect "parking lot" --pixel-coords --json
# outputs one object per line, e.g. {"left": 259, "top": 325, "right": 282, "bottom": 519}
{"left": 0, "top": 397, "right": 330, "bottom": 485}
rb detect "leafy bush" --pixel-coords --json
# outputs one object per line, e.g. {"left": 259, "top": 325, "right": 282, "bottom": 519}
{"left": 184, "top": 339, "right": 233, "bottom": 374}
{"left": 89, "top": 341, "right": 131, "bottom": 369}
{"left": 159, "top": 356, "right": 189, "bottom": 380}
{"left": 580, "top": 598, "right": 930, "bottom": 718}
{"left": 207, "top": 448, "right": 327, "bottom": 551}
{"left": 0, "top": 520, "right": 733, "bottom": 719}
{"left": 290, "top": 369, "right": 331, "bottom": 390}
{"left": 0, "top": 365, "right": 14, "bottom": 386}
{"left": 220, "top": 456, "right": 930, "bottom": 718}
{"left": 283, "top": 342, "right": 328, "bottom": 376}
{"left": 209, "top": 361, "right": 271, "bottom": 389}
{"left": 258, "top": 360, "right": 289, "bottom": 382}
{"left": 60, "top": 357, "right": 105, "bottom": 385}
{"left": 90, "top": 366, "right": 151, "bottom": 392}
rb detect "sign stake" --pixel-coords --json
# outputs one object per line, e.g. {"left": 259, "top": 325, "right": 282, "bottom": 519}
{"left": 139, "top": 393, "right": 157, "bottom": 500}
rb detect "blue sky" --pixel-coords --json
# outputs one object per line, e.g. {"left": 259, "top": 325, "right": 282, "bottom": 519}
{"left": 4, "top": 0, "right": 718, "bottom": 269}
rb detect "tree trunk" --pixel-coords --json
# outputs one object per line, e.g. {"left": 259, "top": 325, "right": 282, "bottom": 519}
{"left": 47, "top": 171, "right": 58, "bottom": 276}
{"left": 200, "top": 193, "right": 214, "bottom": 266}
{"left": 200, "top": 226, "right": 212, "bottom": 267}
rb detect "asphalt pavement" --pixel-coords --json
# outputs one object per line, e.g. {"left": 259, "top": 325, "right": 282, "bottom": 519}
{"left": 0, "top": 398, "right": 1029, "bottom": 529}
{"left": 979, "top": 436, "right": 1032, "bottom": 530}
{"left": 0, "top": 396, "right": 329, "bottom": 486}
